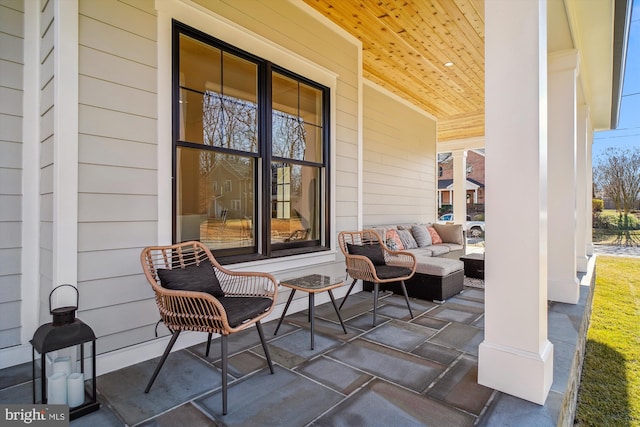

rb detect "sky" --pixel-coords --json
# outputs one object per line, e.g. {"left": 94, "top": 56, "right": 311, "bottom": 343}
{"left": 592, "top": 0, "right": 640, "bottom": 162}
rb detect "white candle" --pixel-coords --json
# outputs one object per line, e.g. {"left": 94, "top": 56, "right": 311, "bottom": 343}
{"left": 47, "top": 372, "right": 67, "bottom": 404}
{"left": 67, "top": 372, "right": 85, "bottom": 408}
{"left": 53, "top": 356, "right": 72, "bottom": 376}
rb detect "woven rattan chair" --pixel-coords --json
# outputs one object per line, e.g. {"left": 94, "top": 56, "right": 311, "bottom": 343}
{"left": 140, "top": 241, "right": 277, "bottom": 415}
{"left": 338, "top": 230, "right": 416, "bottom": 326}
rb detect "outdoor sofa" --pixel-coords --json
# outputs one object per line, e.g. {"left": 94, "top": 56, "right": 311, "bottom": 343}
{"left": 363, "top": 223, "right": 466, "bottom": 301}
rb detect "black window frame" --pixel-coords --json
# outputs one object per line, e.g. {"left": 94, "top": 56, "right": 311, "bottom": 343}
{"left": 172, "top": 21, "right": 331, "bottom": 263}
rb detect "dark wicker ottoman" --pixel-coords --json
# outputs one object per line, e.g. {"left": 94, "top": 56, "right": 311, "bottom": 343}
{"left": 364, "top": 256, "right": 464, "bottom": 303}
{"left": 460, "top": 253, "right": 485, "bottom": 279}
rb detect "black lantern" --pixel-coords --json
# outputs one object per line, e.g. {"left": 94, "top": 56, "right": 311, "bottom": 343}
{"left": 31, "top": 285, "right": 100, "bottom": 419}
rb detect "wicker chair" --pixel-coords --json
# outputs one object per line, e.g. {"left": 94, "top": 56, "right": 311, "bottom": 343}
{"left": 338, "top": 230, "right": 416, "bottom": 326}
{"left": 140, "top": 241, "right": 277, "bottom": 415}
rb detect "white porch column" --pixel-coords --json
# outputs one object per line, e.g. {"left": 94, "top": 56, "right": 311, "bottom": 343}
{"left": 50, "top": 0, "right": 79, "bottom": 310}
{"left": 576, "top": 105, "right": 589, "bottom": 272}
{"left": 479, "top": 0, "right": 553, "bottom": 405}
{"left": 547, "top": 50, "right": 580, "bottom": 304}
{"left": 586, "top": 127, "right": 594, "bottom": 256}
{"left": 452, "top": 149, "right": 467, "bottom": 225}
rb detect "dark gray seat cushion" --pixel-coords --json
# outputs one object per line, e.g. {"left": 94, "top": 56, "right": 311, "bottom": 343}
{"left": 157, "top": 259, "right": 224, "bottom": 297}
{"left": 217, "top": 297, "right": 273, "bottom": 327}
{"left": 374, "top": 265, "right": 412, "bottom": 279}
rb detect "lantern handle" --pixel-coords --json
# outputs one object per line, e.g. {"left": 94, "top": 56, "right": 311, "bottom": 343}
{"left": 49, "top": 284, "right": 79, "bottom": 313}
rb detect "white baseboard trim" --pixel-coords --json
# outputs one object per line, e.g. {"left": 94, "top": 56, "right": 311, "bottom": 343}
{"left": 0, "top": 344, "right": 33, "bottom": 369}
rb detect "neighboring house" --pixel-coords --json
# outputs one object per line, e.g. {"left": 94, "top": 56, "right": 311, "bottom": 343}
{"left": 0, "top": 0, "right": 628, "bottom": 409}
{"left": 437, "top": 150, "right": 485, "bottom": 207}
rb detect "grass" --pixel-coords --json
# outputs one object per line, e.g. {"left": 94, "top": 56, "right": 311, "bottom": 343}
{"left": 575, "top": 256, "right": 640, "bottom": 426}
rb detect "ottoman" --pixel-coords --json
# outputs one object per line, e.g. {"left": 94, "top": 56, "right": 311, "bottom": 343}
{"left": 364, "top": 256, "right": 464, "bottom": 302}
{"left": 460, "top": 253, "right": 485, "bottom": 279}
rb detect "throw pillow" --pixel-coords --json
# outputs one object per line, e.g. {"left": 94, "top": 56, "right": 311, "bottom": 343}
{"left": 397, "top": 229, "right": 418, "bottom": 249}
{"left": 411, "top": 224, "right": 432, "bottom": 247}
{"left": 346, "top": 243, "right": 386, "bottom": 265}
{"left": 433, "top": 223, "right": 464, "bottom": 245}
{"left": 385, "top": 229, "right": 405, "bottom": 250}
{"left": 427, "top": 226, "right": 443, "bottom": 245}
{"left": 157, "top": 259, "right": 224, "bottom": 297}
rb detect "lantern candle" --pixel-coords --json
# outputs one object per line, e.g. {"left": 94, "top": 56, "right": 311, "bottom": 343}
{"left": 67, "top": 373, "right": 85, "bottom": 408}
{"left": 53, "top": 356, "right": 72, "bottom": 376}
{"left": 47, "top": 372, "right": 67, "bottom": 404}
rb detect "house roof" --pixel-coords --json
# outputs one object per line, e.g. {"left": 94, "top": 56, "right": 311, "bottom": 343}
{"left": 438, "top": 178, "right": 484, "bottom": 190}
{"left": 304, "top": 0, "right": 631, "bottom": 140}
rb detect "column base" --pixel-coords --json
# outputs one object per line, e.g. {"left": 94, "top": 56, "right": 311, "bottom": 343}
{"left": 479, "top": 340, "right": 553, "bottom": 405}
{"left": 576, "top": 255, "right": 589, "bottom": 273}
{"left": 548, "top": 277, "right": 580, "bottom": 304}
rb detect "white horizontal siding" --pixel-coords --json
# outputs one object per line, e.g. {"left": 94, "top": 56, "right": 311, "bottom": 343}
{"left": 363, "top": 83, "right": 437, "bottom": 225}
{"left": 79, "top": 46, "right": 157, "bottom": 93}
{"left": 79, "top": 135, "right": 156, "bottom": 169}
{"left": 79, "top": 275, "right": 153, "bottom": 311}
{"left": 0, "top": 274, "right": 20, "bottom": 302}
{"left": 79, "top": 194, "right": 157, "bottom": 222}
{"left": 78, "top": 222, "right": 157, "bottom": 252}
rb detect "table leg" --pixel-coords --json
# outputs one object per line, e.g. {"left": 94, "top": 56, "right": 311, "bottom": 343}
{"left": 274, "top": 289, "right": 296, "bottom": 336}
{"left": 309, "top": 293, "right": 315, "bottom": 350}
{"left": 328, "top": 290, "right": 348, "bottom": 334}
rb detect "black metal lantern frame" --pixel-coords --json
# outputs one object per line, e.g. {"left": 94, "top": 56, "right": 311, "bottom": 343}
{"left": 30, "top": 285, "right": 100, "bottom": 419}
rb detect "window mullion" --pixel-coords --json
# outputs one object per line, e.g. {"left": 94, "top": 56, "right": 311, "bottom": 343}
{"left": 261, "top": 62, "right": 273, "bottom": 257}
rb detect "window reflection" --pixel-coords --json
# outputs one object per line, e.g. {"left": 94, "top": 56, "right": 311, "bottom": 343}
{"left": 177, "top": 148, "right": 255, "bottom": 249}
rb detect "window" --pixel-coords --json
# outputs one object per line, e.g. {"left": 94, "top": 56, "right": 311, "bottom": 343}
{"left": 173, "top": 22, "right": 330, "bottom": 260}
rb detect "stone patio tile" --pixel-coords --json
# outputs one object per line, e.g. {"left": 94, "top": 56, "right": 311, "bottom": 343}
{"left": 212, "top": 351, "right": 269, "bottom": 379}
{"left": 547, "top": 311, "right": 579, "bottom": 344}
{"left": 137, "top": 402, "right": 220, "bottom": 426}
{"left": 383, "top": 294, "right": 437, "bottom": 314}
{"left": 0, "top": 381, "right": 36, "bottom": 405}
{"left": 70, "top": 401, "right": 129, "bottom": 427}
{"left": 425, "top": 305, "right": 481, "bottom": 324}
{"left": 188, "top": 321, "right": 298, "bottom": 361}
{"left": 477, "top": 390, "right": 563, "bottom": 427}
{"left": 412, "top": 341, "right": 463, "bottom": 365}
{"left": 374, "top": 302, "right": 415, "bottom": 321}
{"left": 361, "top": 320, "right": 438, "bottom": 351}
{"left": 297, "top": 356, "right": 373, "bottom": 395}
{"left": 282, "top": 311, "right": 360, "bottom": 341}
{"left": 196, "top": 366, "right": 342, "bottom": 425}
{"left": 344, "top": 312, "right": 391, "bottom": 330}
{"left": 426, "top": 354, "right": 494, "bottom": 415}
{"left": 326, "top": 339, "right": 446, "bottom": 392}
{"left": 0, "top": 361, "right": 36, "bottom": 389}
{"left": 253, "top": 329, "right": 341, "bottom": 369}
{"left": 96, "top": 349, "right": 221, "bottom": 426}
{"left": 429, "top": 323, "right": 484, "bottom": 355}
{"left": 472, "top": 314, "right": 485, "bottom": 329}
{"left": 311, "top": 379, "right": 476, "bottom": 427}
{"left": 551, "top": 340, "right": 574, "bottom": 393}
{"left": 446, "top": 296, "right": 485, "bottom": 310}
{"left": 410, "top": 314, "right": 450, "bottom": 330}
{"left": 458, "top": 288, "right": 485, "bottom": 302}
{"left": 333, "top": 296, "right": 381, "bottom": 323}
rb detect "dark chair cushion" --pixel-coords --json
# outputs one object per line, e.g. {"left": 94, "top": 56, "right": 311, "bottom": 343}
{"left": 157, "top": 259, "right": 224, "bottom": 297}
{"left": 347, "top": 243, "right": 386, "bottom": 265}
{"left": 374, "top": 265, "right": 413, "bottom": 279}
{"left": 217, "top": 297, "right": 273, "bottom": 327}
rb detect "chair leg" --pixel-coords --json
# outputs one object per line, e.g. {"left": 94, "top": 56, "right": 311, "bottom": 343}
{"left": 400, "top": 280, "right": 414, "bottom": 319}
{"left": 372, "top": 282, "right": 380, "bottom": 326}
{"left": 145, "top": 330, "right": 180, "bottom": 393}
{"left": 338, "top": 278, "right": 358, "bottom": 310}
{"left": 255, "top": 321, "right": 274, "bottom": 374}
{"left": 221, "top": 334, "right": 228, "bottom": 415}
{"left": 205, "top": 332, "right": 213, "bottom": 357}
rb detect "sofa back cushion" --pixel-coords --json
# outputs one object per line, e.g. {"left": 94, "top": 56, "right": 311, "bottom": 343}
{"left": 433, "top": 223, "right": 464, "bottom": 245}
{"left": 411, "top": 224, "right": 432, "bottom": 247}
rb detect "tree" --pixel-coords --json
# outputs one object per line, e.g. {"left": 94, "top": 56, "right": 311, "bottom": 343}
{"left": 593, "top": 147, "right": 640, "bottom": 215}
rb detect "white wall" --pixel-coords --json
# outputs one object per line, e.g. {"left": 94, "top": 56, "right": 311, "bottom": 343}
{"left": 0, "top": 0, "right": 24, "bottom": 349}
{"left": 362, "top": 82, "right": 437, "bottom": 226}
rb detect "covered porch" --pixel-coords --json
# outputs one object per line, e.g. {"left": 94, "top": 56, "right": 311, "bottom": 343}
{"left": 0, "top": 267, "right": 594, "bottom": 426}
{"left": 0, "top": 0, "right": 630, "bottom": 423}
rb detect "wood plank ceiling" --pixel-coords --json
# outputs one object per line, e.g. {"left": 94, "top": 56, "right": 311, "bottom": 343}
{"left": 304, "top": 0, "right": 485, "bottom": 142}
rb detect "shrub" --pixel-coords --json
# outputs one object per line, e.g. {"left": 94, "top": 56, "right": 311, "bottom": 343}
{"left": 592, "top": 198, "right": 604, "bottom": 213}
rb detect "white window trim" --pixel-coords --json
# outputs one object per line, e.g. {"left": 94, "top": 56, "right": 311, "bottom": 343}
{"left": 156, "top": 0, "right": 338, "bottom": 262}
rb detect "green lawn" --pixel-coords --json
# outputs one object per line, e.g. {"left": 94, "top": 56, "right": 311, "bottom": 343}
{"left": 575, "top": 256, "right": 640, "bottom": 426}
